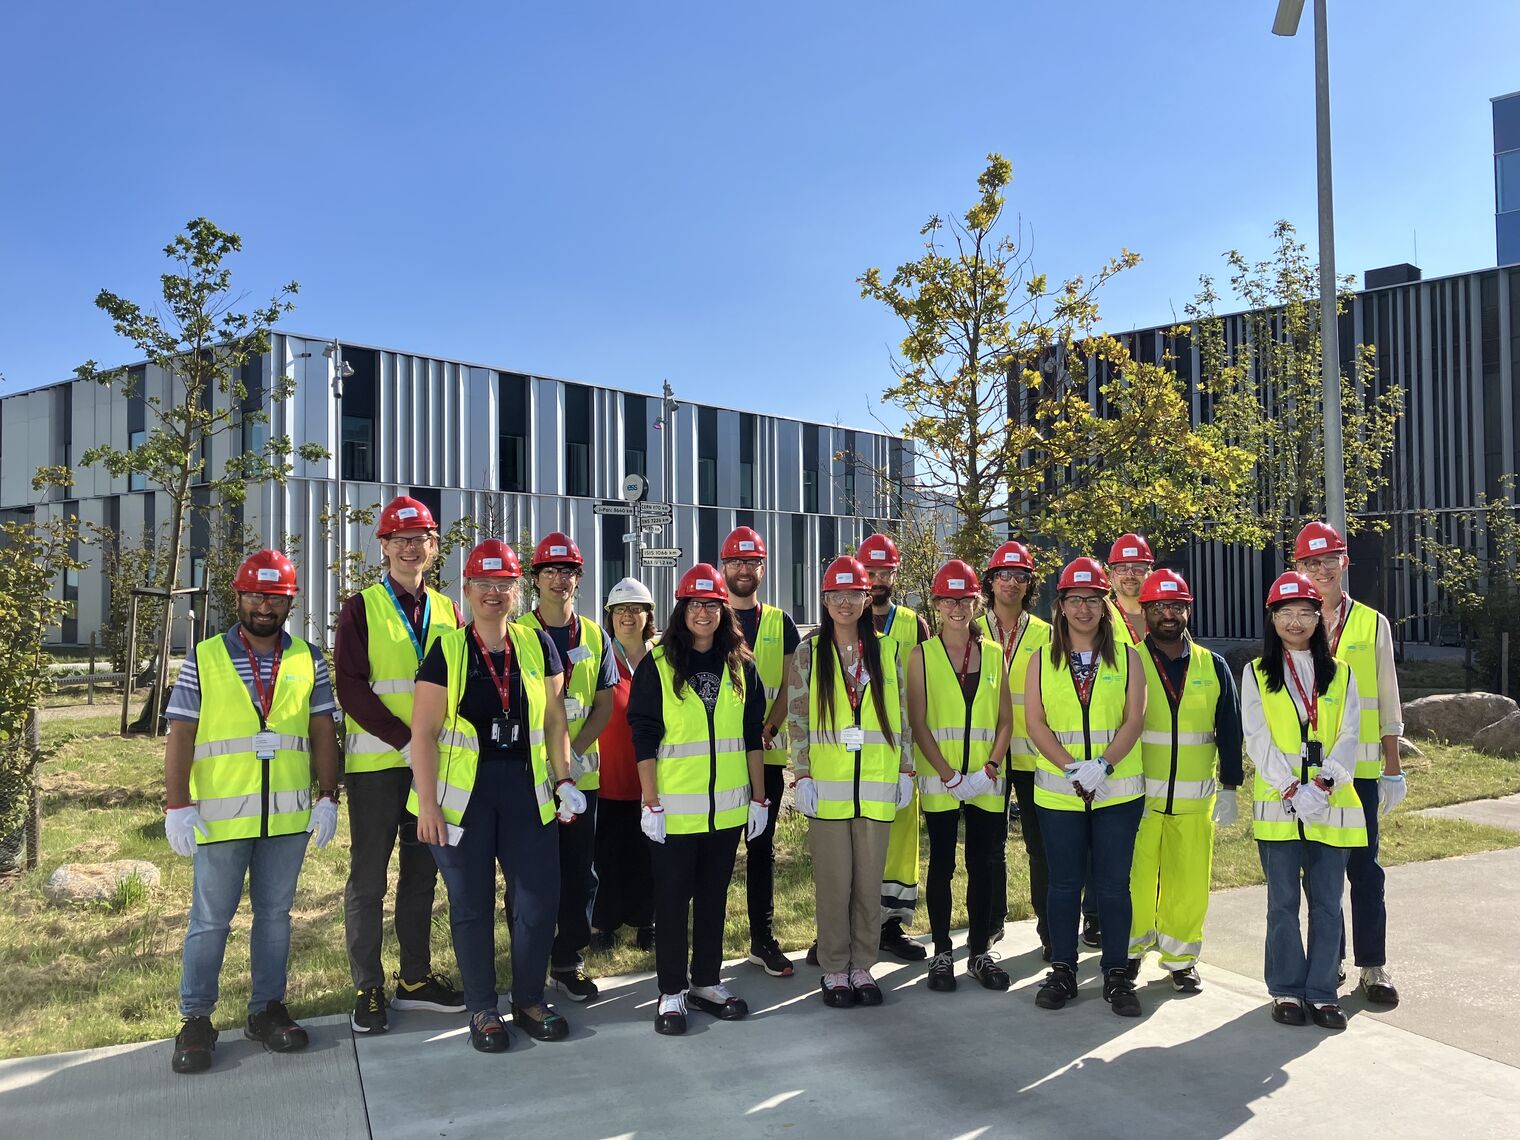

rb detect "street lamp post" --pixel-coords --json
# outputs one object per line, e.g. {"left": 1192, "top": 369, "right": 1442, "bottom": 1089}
{"left": 1274, "top": 0, "right": 1347, "bottom": 538}
{"left": 322, "top": 340, "right": 355, "bottom": 603}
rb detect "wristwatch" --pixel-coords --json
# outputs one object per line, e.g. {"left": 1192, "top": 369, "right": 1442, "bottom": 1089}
{"left": 317, "top": 787, "right": 341, "bottom": 805}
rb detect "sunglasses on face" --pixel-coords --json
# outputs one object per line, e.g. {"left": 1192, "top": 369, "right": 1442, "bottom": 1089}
{"left": 1143, "top": 602, "right": 1189, "bottom": 616}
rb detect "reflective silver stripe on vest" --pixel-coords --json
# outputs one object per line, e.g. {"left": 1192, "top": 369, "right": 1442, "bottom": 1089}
{"left": 192, "top": 734, "right": 308, "bottom": 761}
{"left": 437, "top": 727, "right": 474, "bottom": 752}
{"left": 1156, "top": 932, "right": 1202, "bottom": 959}
{"left": 662, "top": 786, "right": 749, "bottom": 818}
{"left": 809, "top": 729, "right": 895, "bottom": 747}
{"left": 1010, "top": 693, "right": 1025, "bottom": 707}
{"left": 929, "top": 726, "right": 997, "bottom": 744}
{"left": 535, "top": 778, "right": 553, "bottom": 810}
{"left": 1034, "top": 768, "right": 1142, "bottom": 804}
{"left": 371, "top": 678, "right": 415, "bottom": 696}
{"left": 1355, "top": 742, "right": 1381, "bottom": 762}
{"left": 435, "top": 779, "right": 473, "bottom": 817}
{"left": 1052, "top": 728, "right": 1118, "bottom": 746}
{"left": 1140, "top": 730, "right": 1217, "bottom": 746}
{"left": 657, "top": 737, "right": 746, "bottom": 760}
{"left": 814, "top": 778, "right": 897, "bottom": 805}
{"left": 763, "top": 685, "right": 781, "bottom": 702}
{"left": 1146, "top": 777, "right": 1217, "bottom": 801}
{"left": 345, "top": 731, "right": 397, "bottom": 756}
{"left": 198, "top": 788, "right": 311, "bottom": 822}
{"left": 1253, "top": 801, "right": 1366, "bottom": 830}
{"left": 920, "top": 773, "right": 1007, "bottom": 799}
{"left": 1129, "top": 928, "right": 1157, "bottom": 955}
{"left": 1360, "top": 697, "right": 1379, "bottom": 712}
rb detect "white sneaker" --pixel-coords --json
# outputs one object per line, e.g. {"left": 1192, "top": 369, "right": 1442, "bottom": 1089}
{"left": 689, "top": 983, "right": 734, "bottom": 1004}
{"left": 658, "top": 992, "right": 687, "bottom": 1017}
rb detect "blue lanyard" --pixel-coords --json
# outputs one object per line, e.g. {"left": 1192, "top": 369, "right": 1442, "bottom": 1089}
{"left": 882, "top": 604, "right": 897, "bottom": 635}
{"left": 382, "top": 576, "right": 431, "bottom": 662}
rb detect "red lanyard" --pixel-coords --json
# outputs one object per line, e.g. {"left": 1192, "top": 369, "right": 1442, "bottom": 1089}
{"left": 838, "top": 638, "right": 867, "bottom": 716}
{"left": 237, "top": 630, "right": 282, "bottom": 723}
{"left": 473, "top": 626, "right": 515, "bottom": 715}
{"left": 992, "top": 612, "right": 1023, "bottom": 666}
{"left": 1327, "top": 597, "right": 1351, "bottom": 654}
{"left": 1146, "top": 642, "right": 1183, "bottom": 707}
{"left": 535, "top": 608, "right": 579, "bottom": 650}
{"left": 1070, "top": 652, "right": 1098, "bottom": 705}
{"left": 1120, "top": 608, "right": 1143, "bottom": 644}
{"left": 1286, "top": 654, "right": 1318, "bottom": 731}
{"left": 944, "top": 636, "right": 975, "bottom": 690}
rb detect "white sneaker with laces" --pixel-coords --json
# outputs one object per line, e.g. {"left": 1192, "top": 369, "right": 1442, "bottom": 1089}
{"left": 658, "top": 992, "right": 688, "bottom": 1017}
{"left": 689, "top": 983, "right": 733, "bottom": 1004}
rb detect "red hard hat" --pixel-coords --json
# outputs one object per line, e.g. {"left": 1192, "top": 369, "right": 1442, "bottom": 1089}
{"left": 720, "top": 526, "right": 767, "bottom": 561}
{"left": 1057, "top": 557, "right": 1111, "bottom": 593}
{"left": 931, "top": 559, "right": 980, "bottom": 599}
{"left": 1108, "top": 533, "right": 1154, "bottom": 565}
{"left": 377, "top": 495, "right": 438, "bottom": 537}
{"left": 465, "top": 539, "right": 522, "bottom": 579}
{"left": 822, "top": 556, "right": 869, "bottom": 592}
{"left": 676, "top": 563, "right": 730, "bottom": 601}
{"left": 987, "top": 541, "right": 1034, "bottom": 573}
{"left": 1294, "top": 520, "right": 1347, "bottom": 561}
{"left": 1267, "top": 571, "right": 1322, "bottom": 607}
{"left": 532, "top": 531, "right": 582, "bottom": 570}
{"left": 234, "top": 550, "right": 299, "bottom": 596}
{"left": 1139, "top": 568, "right": 1193, "bottom": 605}
{"left": 857, "top": 533, "right": 900, "bottom": 569}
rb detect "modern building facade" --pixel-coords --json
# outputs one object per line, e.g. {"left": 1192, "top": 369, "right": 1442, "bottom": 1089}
{"left": 0, "top": 333, "right": 912, "bottom": 647}
{"left": 1497, "top": 91, "right": 1520, "bottom": 267}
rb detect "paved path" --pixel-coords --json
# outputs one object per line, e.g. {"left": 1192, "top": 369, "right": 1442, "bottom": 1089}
{"left": 1415, "top": 792, "right": 1520, "bottom": 834}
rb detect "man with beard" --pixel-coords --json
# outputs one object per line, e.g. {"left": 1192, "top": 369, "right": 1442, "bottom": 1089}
{"left": 720, "top": 526, "right": 801, "bottom": 977}
{"left": 1125, "top": 569, "right": 1241, "bottom": 992}
{"left": 163, "top": 551, "right": 341, "bottom": 1074}
{"left": 1106, "top": 534, "right": 1153, "bottom": 648}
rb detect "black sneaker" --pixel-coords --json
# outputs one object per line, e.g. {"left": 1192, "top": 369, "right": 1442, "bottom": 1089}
{"left": 588, "top": 930, "right": 615, "bottom": 954}
{"left": 392, "top": 972, "right": 466, "bottom": 1013}
{"left": 1036, "top": 964, "right": 1079, "bottom": 1010}
{"left": 245, "top": 1001, "right": 309, "bottom": 1052}
{"left": 469, "top": 1009, "right": 511, "bottom": 1053}
{"left": 512, "top": 1001, "right": 570, "bottom": 1040}
{"left": 1170, "top": 966, "right": 1202, "bottom": 993}
{"left": 351, "top": 987, "right": 388, "bottom": 1034}
{"left": 748, "top": 940, "right": 795, "bottom": 977}
{"left": 171, "top": 1015, "right": 217, "bottom": 1074}
{"left": 967, "top": 952, "right": 1011, "bottom": 991}
{"left": 1124, "top": 957, "right": 1142, "bottom": 981}
{"left": 805, "top": 941, "right": 819, "bottom": 966}
{"left": 1103, "top": 970, "right": 1142, "bottom": 1017}
{"left": 927, "top": 951, "right": 957, "bottom": 992}
{"left": 880, "top": 920, "right": 928, "bottom": 962}
{"left": 549, "top": 963, "right": 600, "bottom": 1002}
{"left": 1081, "top": 914, "right": 1102, "bottom": 948}
{"left": 636, "top": 925, "right": 656, "bottom": 952}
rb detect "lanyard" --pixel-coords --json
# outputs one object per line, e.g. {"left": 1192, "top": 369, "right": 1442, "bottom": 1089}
{"left": 943, "top": 635, "right": 976, "bottom": 691}
{"left": 1118, "top": 606, "right": 1143, "bottom": 644}
{"left": 536, "top": 608, "right": 580, "bottom": 651}
{"left": 1069, "top": 652, "right": 1097, "bottom": 705}
{"left": 1286, "top": 654, "right": 1318, "bottom": 731}
{"left": 1327, "top": 596, "right": 1351, "bottom": 654}
{"left": 838, "top": 638, "right": 867, "bottom": 717}
{"left": 992, "top": 611, "right": 1025, "bottom": 666}
{"left": 611, "top": 638, "right": 641, "bottom": 678}
{"left": 472, "top": 625, "right": 515, "bottom": 716}
{"left": 383, "top": 576, "right": 430, "bottom": 662}
{"left": 881, "top": 604, "right": 897, "bottom": 636}
{"left": 236, "top": 630, "right": 282, "bottom": 724}
{"left": 1146, "top": 641, "right": 1184, "bottom": 707}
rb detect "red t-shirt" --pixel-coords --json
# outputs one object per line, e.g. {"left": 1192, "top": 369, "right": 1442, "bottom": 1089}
{"left": 597, "top": 653, "right": 642, "bottom": 801}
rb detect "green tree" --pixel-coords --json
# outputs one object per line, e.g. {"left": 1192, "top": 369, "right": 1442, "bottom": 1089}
{"left": 74, "top": 218, "right": 325, "bottom": 731}
{"left": 97, "top": 525, "right": 165, "bottom": 681}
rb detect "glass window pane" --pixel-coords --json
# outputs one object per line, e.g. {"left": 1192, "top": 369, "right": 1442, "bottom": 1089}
{"left": 1500, "top": 150, "right": 1520, "bottom": 213}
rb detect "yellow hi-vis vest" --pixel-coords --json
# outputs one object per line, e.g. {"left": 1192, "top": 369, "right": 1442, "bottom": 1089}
{"left": 191, "top": 635, "right": 315, "bottom": 843}
{"left": 879, "top": 603, "right": 923, "bottom": 655}
{"left": 1331, "top": 601, "right": 1386, "bottom": 780}
{"left": 1108, "top": 600, "right": 1142, "bottom": 648}
{"left": 741, "top": 605, "right": 790, "bottom": 766}
{"left": 651, "top": 646, "right": 750, "bottom": 835}
{"left": 406, "top": 626, "right": 554, "bottom": 827}
{"left": 1033, "top": 645, "right": 1142, "bottom": 811}
{"left": 517, "top": 611, "right": 606, "bottom": 790}
{"left": 916, "top": 636, "right": 1005, "bottom": 813}
{"left": 976, "top": 612, "right": 1052, "bottom": 774}
{"left": 807, "top": 633, "right": 902, "bottom": 822}
{"left": 1251, "top": 659, "right": 1367, "bottom": 847}
{"left": 344, "top": 580, "right": 459, "bottom": 773}
{"left": 1138, "top": 641, "right": 1221, "bottom": 815}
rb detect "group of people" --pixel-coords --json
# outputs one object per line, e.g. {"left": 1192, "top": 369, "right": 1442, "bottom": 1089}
{"left": 160, "top": 499, "right": 1409, "bottom": 1072}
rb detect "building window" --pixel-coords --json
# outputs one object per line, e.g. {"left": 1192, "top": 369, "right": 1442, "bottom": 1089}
{"left": 803, "top": 422, "right": 820, "bottom": 513}
{"left": 888, "top": 438, "right": 904, "bottom": 517}
{"left": 739, "top": 412, "right": 756, "bottom": 509}
{"left": 841, "top": 430, "right": 857, "bottom": 514}
{"left": 565, "top": 383, "right": 592, "bottom": 497}
{"left": 699, "top": 507, "right": 720, "bottom": 568}
{"left": 791, "top": 513, "right": 809, "bottom": 619}
{"left": 498, "top": 372, "right": 530, "bottom": 492}
{"left": 340, "top": 347, "right": 378, "bottom": 483}
{"left": 625, "top": 394, "right": 648, "bottom": 495}
{"left": 698, "top": 406, "right": 718, "bottom": 506}
{"left": 601, "top": 513, "right": 625, "bottom": 597}
{"left": 239, "top": 357, "right": 268, "bottom": 457}
{"left": 1499, "top": 150, "right": 1520, "bottom": 214}
{"left": 128, "top": 429, "right": 146, "bottom": 492}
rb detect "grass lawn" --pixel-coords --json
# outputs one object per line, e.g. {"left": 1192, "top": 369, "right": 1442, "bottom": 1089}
{"left": 2, "top": 720, "right": 1518, "bottom": 1059}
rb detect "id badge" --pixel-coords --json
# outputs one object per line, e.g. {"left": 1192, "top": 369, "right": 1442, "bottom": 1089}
{"left": 840, "top": 726, "right": 865, "bottom": 753}
{"left": 567, "top": 644, "right": 593, "bottom": 666}
{"left": 491, "top": 716, "right": 522, "bottom": 747}
{"left": 253, "top": 730, "right": 280, "bottom": 760}
{"left": 1303, "top": 741, "right": 1324, "bottom": 769}
{"left": 853, "top": 667, "right": 872, "bottom": 689}
{"left": 563, "top": 696, "right": 586, "bottom": 719}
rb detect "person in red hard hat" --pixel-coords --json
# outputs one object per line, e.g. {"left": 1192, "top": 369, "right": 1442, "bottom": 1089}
{"left": 906, "top": 560, "right": 1015, "bottom": 995}
{"left": 1243, "top": 570, "right": 1367, "bottom": 1031}
{"left": 1293, "top": 520, "right": 1406, "bottom": 1007}
{"left": 164, "top": 551, "right": 341, "bottom": 1074}
{"left": 626, "top": 564, "right": 770, "bottom": 1036}
{"left": 517, "top": 531, "right": 619, "bottom": 1005}
{"left": 720, "top": 525, "right": 802, "bottom": 979}
{"left": 334, "top": 496, "right": 465, "bottom": 1035}
{"left": 1106, "top": 533, "right": 1154, "bottom": 648}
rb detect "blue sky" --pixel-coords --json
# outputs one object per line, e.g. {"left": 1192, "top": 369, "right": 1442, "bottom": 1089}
{"left": 2, "top": 0, "right": 1516, "bottom": 431}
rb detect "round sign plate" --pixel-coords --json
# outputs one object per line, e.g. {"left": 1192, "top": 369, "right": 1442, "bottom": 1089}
{"left": 622, "top": 473, "right": 648, "bottom": 502}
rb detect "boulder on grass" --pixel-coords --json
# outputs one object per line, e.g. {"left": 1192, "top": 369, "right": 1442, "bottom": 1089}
{"left": 43, "top": 859, "right": 160, "bottom": 905}
{"left": 1401, "top": 693, "right": 1517, "bottom": 744}
{"left": 1398, "top": 737, "right": 1422, "bottom": 759}
{"left": 1473, "top": 711, "right": 1520, "bottom": 758}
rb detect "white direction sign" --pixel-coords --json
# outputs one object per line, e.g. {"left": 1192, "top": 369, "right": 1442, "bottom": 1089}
{"left": 640, "top": 547, "right": 682, "bottom": 560}
{"left": 593, "top": 501, "right": 635, "bottom": 516}
{"left": 637, "top": 501, "right": 674, "bottom": 523}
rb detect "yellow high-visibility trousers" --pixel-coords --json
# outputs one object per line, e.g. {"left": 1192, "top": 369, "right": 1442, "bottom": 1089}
{"left": 880, "top": 783, "right": 921, "bottom": 924}
{"left": 1128, "top": 807, "right": 1214, "bottom": 969}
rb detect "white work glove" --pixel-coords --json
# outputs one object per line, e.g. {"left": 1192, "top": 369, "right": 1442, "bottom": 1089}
{"left": 640, "top": 803, "right": 667, "bottom": 843}
{"left": 746, "top": 798, "right": 772, "bottom": 841}
{"left": 793, "top": 777, "right": 820, "bottom": 818}
{"left": 1066, "top": 759, "right": 1108, "bottom": 799}
{"left": 1317, "top": 758, "right": 1353, "bottom": 786}
{"left": 307, "top": 796, "right": 339, "bottom": 848}
{"left": 896, "top": 772, "right": 915, "bottom": 810}
{"left": 944, "top": 773, "right": 974, "bottom": 802}
{"left": 1291, "top": 780, "right": 1330, "bottom": 824}
{"left": 1211, "top": 791, "right": 1239, "bottom": 826}
{"left": 1379, "top": 773, "right": 1407, "bottom": 818}
{"left": 165, "top": 806, "right": 209, "bottom": 857}
{"left": 555, "top": 779, "right": 587, "bottom": 824}
{"left": 961, "top": 765, "right": 996, "bottom": 800}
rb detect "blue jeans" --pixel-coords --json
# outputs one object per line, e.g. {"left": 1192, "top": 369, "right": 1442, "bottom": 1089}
{"left": 1258, "top": 838, "right": 1349, "bottom": 1005}
{"left": 430, "top": 760, "right": 560, "bottom": 1013}
{"left": 1038, "top": 797, "right": 1144, "bottom": 975}
{"left": 1342, "top": 777, "right": 1386, "bottom": 967}
{"left": 179, "top": 831, "right": 310, "bottom": 1017}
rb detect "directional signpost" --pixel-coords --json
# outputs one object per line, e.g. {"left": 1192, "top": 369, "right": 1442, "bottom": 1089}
{"left": 637, "top": 501, "right": 673, "bottom": 528}
{"left": 639, "top": 547, "right": 682, "bottom": 568}
{"left": 593, "top": 501, "right": 634, "bottom": 517}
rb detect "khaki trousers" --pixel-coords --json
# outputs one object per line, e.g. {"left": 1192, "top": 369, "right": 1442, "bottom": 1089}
{"left": 809, "top": 816, "right": 892, "bottom": 973}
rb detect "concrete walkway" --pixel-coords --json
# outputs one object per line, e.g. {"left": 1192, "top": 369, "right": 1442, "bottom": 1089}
{"left": 1416, "top": 792, "right": 1520, "bottom": 834}
{"left": 5, "top": 851, "right": 1520, "bottom": 1139}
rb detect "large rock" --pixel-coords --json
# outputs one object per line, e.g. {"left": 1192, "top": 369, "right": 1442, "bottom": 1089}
{"left": 1398, "top": 737, "right": 1423, "bottom": 759}
{"left": 1401, "top": 692, "right": 1517, "bottom": 744}
{"left": 43, "top": 859, "right": 160, "bottom": 905}
{"left": 1473, "top": 711, "right": 1520, "bottom": 758}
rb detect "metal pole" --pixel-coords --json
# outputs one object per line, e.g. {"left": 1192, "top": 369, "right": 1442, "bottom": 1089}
{"left": 1314, "top": 0, "right": 1346, "bottom": 538}
{"left": 334, "top": 352, "right": 345, "bottom": 607}
{"left": 87, "top": 632, "right": 96, "bottom": 705}
{"left": 121, "top": 594, "right": 138, "bottom": 736}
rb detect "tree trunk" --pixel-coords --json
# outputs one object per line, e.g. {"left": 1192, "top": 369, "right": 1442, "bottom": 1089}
{"left": 132, "top": 475, "right": 191, "bottom": 735}
{"left": 24, "top": 708, "right": 40, "bottom": 871}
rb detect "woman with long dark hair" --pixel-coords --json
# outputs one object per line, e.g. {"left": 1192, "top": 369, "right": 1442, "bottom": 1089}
{"left": 626, "top": 564, "right": 769, "bottom": 1036}
{"left": 787, "top": 556, "right": 912, "bottom": 1007}
{"left": 1244, "top": 571, "right": 1366, "bottom": 1030}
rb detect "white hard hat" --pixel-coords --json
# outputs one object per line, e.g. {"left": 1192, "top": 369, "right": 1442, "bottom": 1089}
{"left": 606, "top": 577, "right": 655, "bottom": 609}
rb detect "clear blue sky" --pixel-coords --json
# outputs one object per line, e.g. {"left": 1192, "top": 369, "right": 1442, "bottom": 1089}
{"left": 2, "top": 0, "right": 1516, "bottom": 431}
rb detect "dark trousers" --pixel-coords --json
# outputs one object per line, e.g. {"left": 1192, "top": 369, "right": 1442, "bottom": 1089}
{"left": 592, "top": 797, "right": 654, "bottom": 932}
{"left": 550, "top": 789, "right": 599, "bottom": 969}
{"left": 925, "top": 803, "right": 1008, "bottom": 957}
{"left": 744, "top": 765, "right": 786, "bottom": 946}
{"left": 430, "top": 760, "right": 559, "bottom": 1013}
{"left": 1039, "top": 797, "right": 1144, "bottom": 975}
{"left": 651, "top": 827, "right": 741, "bottom": 995}
{"left": 1343, "top": 776, "right": 1387, "bottom": 967}
{"left": 343, "top": 767, "right": 439, "bottom": 990}
{"left": 1007, "top": 769, "right": 1050, "bottom": 948}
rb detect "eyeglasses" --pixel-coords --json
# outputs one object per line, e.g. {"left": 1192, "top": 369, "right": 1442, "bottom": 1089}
{"left": 935, "top": 597, "right": 973, "bottom": 610}
{"left": 865, "top": 569, "right": 895, "bottom": 583}
{"left": 1297, "top": 556, "right": 1342, "bottom": 573}
{"left": 537, "top": 566, "right": 579, "bottom": 580}
{"left": 686, "top": 599, "right": 724, "bottom": 613}
{"left": 241, "top": 592, "right": 291, "bottom": 606}
{"left": 1273, "top": 608, "right": 1320, "bottom": 627}
{"left": 1142, "top": 601, "right": 1189, "bottom": 616}
{"left": 383, "top": 535, "right": 433, "bottom": 550}
{"left": 609, "top": 603, "right": 649, "bottom": 617}
{"left": 992, "top": 568, "right": 1032, "bottom": 583}
{"left": 724, "top": 558, "right": 763, "bottom": 571}
{"left": 1062, "top": 594, "right": 1105, "bottom": 610}
{"left": 470, "top": 579, "right": 518, "bottom": 594}
{"left": 1111, "top": 564, "right": 1150, "bottom": 577}
{"left": 824, "top": 590, "right": 867, "bottom": 607}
